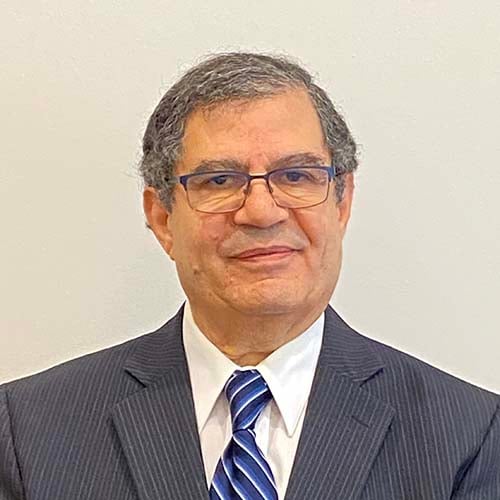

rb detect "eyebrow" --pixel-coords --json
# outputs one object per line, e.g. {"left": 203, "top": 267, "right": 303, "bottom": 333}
{"left": 271, "top": 153, "right": 327, "bottom": 169}
{"left": 191, "top": 159, "right": 245, "bottom": 174}
{"left": 190, "top": 152, "right": 328, "bottom": 174}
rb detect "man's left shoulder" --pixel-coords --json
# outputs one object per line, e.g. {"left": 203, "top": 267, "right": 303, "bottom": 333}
{"left": 366, "top": 330, "right": 498, "bottom": 408}
{"left": 357, "top": 326, "right": 499, "bottom": 444}
{"left": 327, "top": 307, "right": 499, "bottom": 426}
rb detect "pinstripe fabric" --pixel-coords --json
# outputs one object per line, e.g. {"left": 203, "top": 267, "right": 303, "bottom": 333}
{"left": 0, "top": 304, "right": 499, "bottom": 499}
{"left": 0, "top": 391, "right": 23, "bottom": 500}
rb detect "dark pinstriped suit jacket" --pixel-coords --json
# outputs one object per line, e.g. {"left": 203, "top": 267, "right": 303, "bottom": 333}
{"left": 1, "top": 305, "right": 499, "bottom": 499}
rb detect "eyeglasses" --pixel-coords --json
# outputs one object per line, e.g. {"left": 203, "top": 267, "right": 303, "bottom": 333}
{"left": 174, "top": 166, "right": 338, "bottom": 214}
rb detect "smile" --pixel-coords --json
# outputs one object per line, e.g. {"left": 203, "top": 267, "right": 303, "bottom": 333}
{"left": 235, "top": 245, "right": 296, "bottom": 257}
{"left": 233, "top": 247, "right": 297, "bottom": 264}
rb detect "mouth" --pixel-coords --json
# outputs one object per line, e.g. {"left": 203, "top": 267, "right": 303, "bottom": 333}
{"left": 233, "top": 246, "right": 297, "bottom": 261}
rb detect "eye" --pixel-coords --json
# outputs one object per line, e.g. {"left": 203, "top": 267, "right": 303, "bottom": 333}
{"left": 196, "top": 172, "right": 244, "bottom": 190}
{"left": 208, "top": 174, "right": 231, "bottom": 186}
{"left": 276, "top": 168, "right": 316, "bottom": 184}
{"left": 284, "top": 170, "right": 307, "bottom": 182}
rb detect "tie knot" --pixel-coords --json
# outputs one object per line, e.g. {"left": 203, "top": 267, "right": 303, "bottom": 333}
{"left": 225, "top": 370, "right": 272, "bottom": 432}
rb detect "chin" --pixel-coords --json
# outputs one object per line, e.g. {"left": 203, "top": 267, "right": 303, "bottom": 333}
{"left": 234, "top": 302, "right": 300, "bottom": 316}
{"left": 228, "top": 288, "right": 311, "bottom": 316}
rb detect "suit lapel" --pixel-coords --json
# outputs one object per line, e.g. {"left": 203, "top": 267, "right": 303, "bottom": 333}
{"left": 285, "top": 306, "right": 395, "bottom": 500}
{"left": 111, "top": 304, "right": 394, "bottom": 500}
{"left": 112, "top": 306, "right": 209, "bottom": 500}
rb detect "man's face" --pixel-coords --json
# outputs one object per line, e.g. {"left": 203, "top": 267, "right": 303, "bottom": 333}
{"left": 145, "top": 89, "right": 353, "bottom": 318}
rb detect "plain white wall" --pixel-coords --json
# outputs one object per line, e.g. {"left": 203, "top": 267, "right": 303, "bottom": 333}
{"left": 1, "top": 1, "right": 499, "bottom": 391}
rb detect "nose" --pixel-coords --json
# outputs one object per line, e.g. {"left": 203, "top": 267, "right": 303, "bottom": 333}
{"left": 232, "top": 178, "right": 289, "bottom": 228}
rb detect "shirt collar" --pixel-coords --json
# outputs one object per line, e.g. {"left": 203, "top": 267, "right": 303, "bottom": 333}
{"left": 183, "top": 301, "right": 324, "bottom": 437}
{"left": 256, "top": 315, "right": 323, "bottom": 435}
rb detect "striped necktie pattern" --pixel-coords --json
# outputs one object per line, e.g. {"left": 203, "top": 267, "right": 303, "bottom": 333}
{"left": 209, "top": 369, "right": 278, "bottom": 500}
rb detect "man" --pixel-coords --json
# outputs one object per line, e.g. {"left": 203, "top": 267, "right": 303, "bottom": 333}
{"left": 0, "top": 53, "right": 498, "bottom": 500}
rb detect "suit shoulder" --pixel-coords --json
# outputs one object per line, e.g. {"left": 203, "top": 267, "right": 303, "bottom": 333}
{"left": 370, "top": 333, "right": 496, "bottom": 398}
{"left": 1, "top": 328, "right": 159, "bottom": 401}
{"left": 350, "top": 330, "right": 500, "bottom": 433}
{"left": 0, "top": 308, "right": 184, "bottom": 424}
{"left": 328, "top": 309, "right": 499, "bottom": 411}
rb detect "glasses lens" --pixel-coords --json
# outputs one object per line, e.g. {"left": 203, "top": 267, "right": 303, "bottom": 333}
{"left": 186, "top": 172, "right": 247, "bottom": 213}
{"left": 269, "top": 167, "right": 330, "bottom": 208}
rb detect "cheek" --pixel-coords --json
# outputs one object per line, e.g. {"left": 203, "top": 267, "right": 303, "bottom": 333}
{"left": 298, "top": 207, "right": 335, "bottom": 248}
{"left": 200, "top": 215, "right": 228, "bottom": 247}
{"left": 300, "top": 210, "right": 341, "bottom": 268}
{"left": 188, "top": 216, "right": 228, "bottom": 270}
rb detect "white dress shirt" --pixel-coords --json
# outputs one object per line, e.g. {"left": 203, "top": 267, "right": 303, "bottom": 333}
{"left": 182, "top": 301, "right": 324, "bottom": 499}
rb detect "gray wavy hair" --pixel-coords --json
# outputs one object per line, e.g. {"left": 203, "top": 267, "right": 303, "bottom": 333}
{"left": 139, "top": 52, "right": 358, "bottom": 211}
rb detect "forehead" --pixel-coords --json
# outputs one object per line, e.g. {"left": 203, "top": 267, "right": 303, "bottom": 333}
{"left": 178, "top": 89, "right": 329, "bottom": 172}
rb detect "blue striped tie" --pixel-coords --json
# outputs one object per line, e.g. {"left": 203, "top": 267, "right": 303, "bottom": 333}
{"left": 209, "top": 369, "right": 278, "bottom": 500}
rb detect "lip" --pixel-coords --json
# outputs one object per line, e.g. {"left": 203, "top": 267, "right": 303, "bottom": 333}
{"left": 233, "top": 246, "right": 297, "bottom": 259}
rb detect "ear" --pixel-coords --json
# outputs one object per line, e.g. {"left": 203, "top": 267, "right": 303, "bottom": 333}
{"left": 337, "top": 173, "right": 354, "bottom": 237}
{"left": 143, "top": 187, "right": 175, "bottom": 259}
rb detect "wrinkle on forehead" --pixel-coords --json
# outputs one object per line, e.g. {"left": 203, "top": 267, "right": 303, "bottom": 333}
{"left": 190, "top": 152, "right": 329, "bottom": 174}
{"left": 178, "top": 88, "right": 329, "bottom": 174}
{"left": 192, "top": 88, "right": 318, "bottom": 134}
{"left": 199, "top": 86, "right": 304, "bottom": 120}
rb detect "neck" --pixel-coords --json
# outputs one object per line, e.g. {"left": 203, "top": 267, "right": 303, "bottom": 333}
{"left": 189, "top": 301, "right": 327, "bottom": 366}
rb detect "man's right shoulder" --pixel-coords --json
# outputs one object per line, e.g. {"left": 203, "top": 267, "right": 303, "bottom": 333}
{"left": 0, "top": 322, "right": 172, "bottom": 416}
{"left": 1, "top": 333, "right": 142, "bottom": 408}
{"left": 1, "top": 308, "right": 185, "bottom": 424}
{"left": 1, "top": 305, "right": 186, "bottom": 401}
{"left": 0, "top": 331, "right": 155, "bottom": 499}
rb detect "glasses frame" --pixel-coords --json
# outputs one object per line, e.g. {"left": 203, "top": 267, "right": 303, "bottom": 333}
{"left": 174, "top": 165, "right": 338, "bottom": 214}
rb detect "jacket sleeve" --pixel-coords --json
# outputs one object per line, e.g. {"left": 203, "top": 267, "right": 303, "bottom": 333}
{"left": 452, "top": 401, "right": 500, "bottom": 499}
{"left": 0, "top": 387, "right": 24, "bottom": 500}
